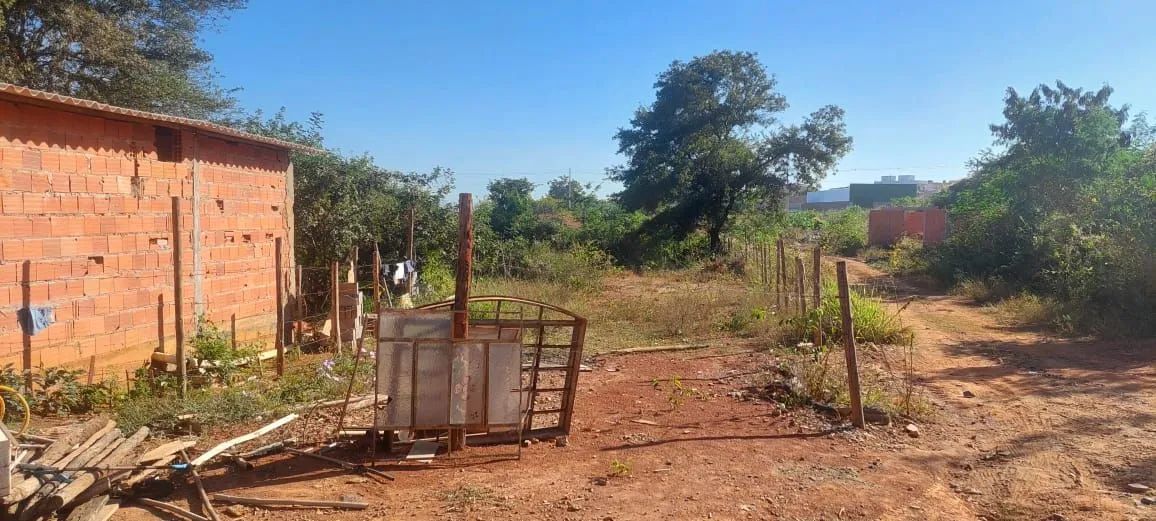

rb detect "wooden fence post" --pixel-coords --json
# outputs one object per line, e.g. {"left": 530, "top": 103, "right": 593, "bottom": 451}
{"left": 450, "top": 193, "right": 474, "bottom": 451}
{"left": 777, "top": 239, "right": 787, "bottom": 310}
{"left": 294, "top": 265, "right": 304, "bottom": 344}
{"left": 373, "top": 246, "right": 382, "bottom": 312}
{"left": 812, "top": 246, "right": 822, "bottom": 347}
{"left": 331, "top": 261, "right": 341, "bottom": 353}
{"left": 171, "top": 196, "right": 186, "bottom": 398}
{"left": 836, "top": 261, "right": 865, "bottom": 428}
{"left": 275, "top": 237, "right": 285, "bottom": 376}
{"left": 795, "top": 257, "right": 806, "bottom": 315}
{"left": 774, "top": 241, "right": 782, "bottom": 308}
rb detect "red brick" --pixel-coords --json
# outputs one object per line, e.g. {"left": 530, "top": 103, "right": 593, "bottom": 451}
{"left": 22, "top": 194, "right": 43, "bottom": 214}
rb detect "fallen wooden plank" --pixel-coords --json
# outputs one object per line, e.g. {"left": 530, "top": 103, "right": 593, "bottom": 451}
{"left": 64, "top": 494, "right": 108, "bottom": 521}
{"left": 137, "top": 439, "right": 197, "bottom": 464}
{"left": 39, "top": 417, "right": 110, "bottom": 465}
{"left": 137, "top": 498, "right": 209, "bottom": 521}
{"left": 18, "top": 433, "right": 55, "bottom": 444}
{"left": 191, "top": 414, "right": 298, "bottom": 467}
{"left": 93, "top": 502, "right": 119, "bottom": 521}
{"left": 53, "top": 427, "right": 149, "bottom": 513}
{"left": 123, "top": 454, "right": 177, "bottom": 487}
{"left": 629, "top": 419, "right": 660, "bottom": 426}
{"left": 211, "top": 493, "right": 368, "bottom": 510}
{"left": 608, "top": 344, "right": 711, "bottom": 355}
{"left": 405, "top": 440, "right": 439, "bottom": 463}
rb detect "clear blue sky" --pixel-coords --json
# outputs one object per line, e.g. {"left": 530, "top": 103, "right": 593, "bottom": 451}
{"left": 203, "top": 0, "right": 1156, "bottom": 195}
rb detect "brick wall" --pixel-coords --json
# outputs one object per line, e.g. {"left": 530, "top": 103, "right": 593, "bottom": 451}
{"left": 0, "top": 99, "right": 292, "bottom": 374}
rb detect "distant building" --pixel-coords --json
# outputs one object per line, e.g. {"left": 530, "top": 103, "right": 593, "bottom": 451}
{"left": 849, "top": 183, "right": 918, "bottom": 208}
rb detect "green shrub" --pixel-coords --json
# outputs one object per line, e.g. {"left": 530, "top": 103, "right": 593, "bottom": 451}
{"left": 189, "top": 318, "right": 258, "bottom": 381}
{"left": 782, "top": 281, "right": 913, "bottom": 347}
{"left": 993, "top": 293, "right": 1069, "bottom": 332}
{"left": 951, "top": 277, "right": 1013, "bottom": 304}
{"left": 888, "top": 236, "right": 930, "bottom": 275}
{"left": 818, "top": 207, "right": 868, "bottom": 256}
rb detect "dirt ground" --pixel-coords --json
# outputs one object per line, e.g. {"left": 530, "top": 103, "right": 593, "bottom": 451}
{"left": 112, "top": 262, "right": 1155, "bottom": 521}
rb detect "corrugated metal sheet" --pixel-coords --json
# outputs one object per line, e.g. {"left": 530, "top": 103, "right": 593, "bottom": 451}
{"left": 0, "top": 83, "right": 323, "bottom": 154}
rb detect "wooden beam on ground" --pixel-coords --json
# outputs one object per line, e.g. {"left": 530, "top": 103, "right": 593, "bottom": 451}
{"left": 137, "top": 498, "right": 209, "bottom": 521}
{"left": 137, "top": 439, "right": 197, "bottom": 464}
{"left": 182, "top": 449, "right": 221, "bottom": 521}
{"left": 190, "top": 414, "right": 298, "bottom": 467}
{"left": 607, "top": 344, "right": 710, "bottom": 355}
{"left": 211, "top": 493, "right": 369, "bottom": 510}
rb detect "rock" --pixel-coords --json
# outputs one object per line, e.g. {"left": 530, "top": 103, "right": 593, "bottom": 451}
{"left": 567, "top": 504, "right": 582, "bottom": 512}
{"left": 1125, "top": 483, "right": 1150, "bottom": 493}
{"left": 962, "top": 488, "right": 982, "bottom": 495}
{"left": 962, "top": 390, "right": 975, "bottom": 398}
{"left": 1140, "top": 496, "right": 1155, "bottom": 505}
{"left": 555, "top": 436, "right": 569, "bottom": 447}
{"left": 1044, "top": 514, "right": 1067, "bottom": 521}
{"left": 345, "top": 477, "right": 369, "bottom": 484}
{"left": 223, "top": 506, "right": 246, "bottom": 518}
{"left": 341, "top": 494, "right": 363, "bottom": 503}
{"left": 904, "top": 424, "right": 921, "bottom": 438}
{"left": 523, "top": 440, "right": 532, "bottom": 448}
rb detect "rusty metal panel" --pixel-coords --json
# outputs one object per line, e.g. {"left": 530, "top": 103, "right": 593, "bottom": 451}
{"left": 487, "top": 342, "right": 522, "bottom": 426}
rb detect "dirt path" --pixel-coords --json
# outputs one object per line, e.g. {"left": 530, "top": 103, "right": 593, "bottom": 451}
{"left": 842, "top": 258, "right": 1156, "bottom": 520}
{"left": 107, "top": 267, "right": 1154, "bottom": 521}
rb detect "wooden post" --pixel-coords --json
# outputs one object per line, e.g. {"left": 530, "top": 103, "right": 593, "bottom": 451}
{"left": 331, "top": 261, "right": 341, "bottom": 353}
{"left": 172, "top": 196, "right": 186, "bottom": 398}
{"left": 230, "top": 314, "right": 237, "bottom": 351}
{"left": 777, "top": 239, "right": 787, "bottom": 310}
{"left": 796, "top": 257, "right": 806, "bottom": 315}
{"left": 835, "top": 261, "right": 865, "bottom": 428}
{"left": 773, "top": 242, "right": 782, "bottom": 308}
{"left": 372, "top": 246, "right": 382, "bottom": 312}
{"left": 452, "top": 193, "right": 473, "bottom": 339}
{"left": 275, "top": 237, "right": 285, "bottom": 376}
{"left": 450, "top": 193, "right": 474, "bottom": 450}
{"left": 294, "top": 265, "right": 304, "bottom": 344}
{"left": 812, "top": 246, "right": 822, "bottom": 347}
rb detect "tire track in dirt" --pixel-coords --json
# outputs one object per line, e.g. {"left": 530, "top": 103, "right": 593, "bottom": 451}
{"left": 840, "top": 258, "right": 1156, "bottom": 521}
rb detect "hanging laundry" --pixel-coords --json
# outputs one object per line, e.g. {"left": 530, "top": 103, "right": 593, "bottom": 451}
{"left": 19, "top": 306, "right": 55, "bottom": 336}
{"left": 391, "top": 262, "right": 406, "bottom": 285}
{"left": 403, "top": 259, "right": 416, "bottom": 274}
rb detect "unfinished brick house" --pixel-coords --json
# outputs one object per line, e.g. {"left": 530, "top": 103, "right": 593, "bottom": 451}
{"left": 0, "top": 84, "right": 314, "bottom": 375}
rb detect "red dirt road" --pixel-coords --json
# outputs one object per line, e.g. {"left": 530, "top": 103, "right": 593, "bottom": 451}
{"left": 112, "top": 264, "right": 1156, "bottom": 521}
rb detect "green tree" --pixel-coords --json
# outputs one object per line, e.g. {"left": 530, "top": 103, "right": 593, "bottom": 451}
{"left": 0, "top": 0, "right": 244, "bottom": 119}
{"left": 547, "top": 175, "right": 597, "bottom": 209}
{"left": 611, "top": 50, "right": 852, "bottom": 253}
{"left": 486, "top": 177, "right": 538, "bottom": 240}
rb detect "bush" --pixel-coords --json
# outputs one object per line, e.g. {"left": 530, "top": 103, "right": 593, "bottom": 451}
{"left": 888, "top": 236, "right": 930, "bottom": 275}
{"left": 993, "top": 293, "right": 1068, "bottom": 332}
{"left": 189, "top": 319, "right": 258, "bottom": 381}
{"left": 782, "top": 281, "right": 913, "bottom": 347}
{"left": 951, "top": 277, "right": 1013, "bottom": 304}
{"left": 817, "top": 207, "right": 868, "bottom": 256}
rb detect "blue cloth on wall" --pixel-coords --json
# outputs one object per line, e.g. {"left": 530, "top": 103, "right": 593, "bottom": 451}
{"left": 19, "top": 307, "right": 55, "bottom": 336}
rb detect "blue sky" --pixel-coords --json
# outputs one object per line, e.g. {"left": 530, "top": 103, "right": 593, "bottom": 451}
{"left": 204, "top": 1, "right": 1156, "bottom": 196}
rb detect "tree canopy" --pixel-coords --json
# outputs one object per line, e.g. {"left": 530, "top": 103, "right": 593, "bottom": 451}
{"left": 611, "top": 50, "right": 852, "bottom": 252}
{"left": 0, "top": 0, "right": 244, "bottom": 119}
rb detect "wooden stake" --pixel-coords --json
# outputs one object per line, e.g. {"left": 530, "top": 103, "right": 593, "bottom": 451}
{"left": 275, "top": 237, "right": 285, "bottom": 376}
{"left": 330, "top": 261, "right": 341, "bottom": 353}
{"left": 372, "top": 247, "right": 381, "bottom": 311}
{"left": 795, "top": 257, "right": 806, "bottom": 315}
{"left": 182, "top": 449, "right": 221, "bottom": 521}
{"left": 835, "top": 261, "right": 865, "bottom": 428}
{"left": 294, "top": 265, "right": 304, "bottom": 344}
{"left": 172, "top": 196, "right": 186, "bottom": 398}
{"left": 812, "top": 246, "right": 822, "bottom": 346}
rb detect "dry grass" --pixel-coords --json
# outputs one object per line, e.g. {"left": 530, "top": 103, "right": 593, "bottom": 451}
{"left": 951, "top": 277, "right": 1013, "bottom": 304}
{"left": 992, "top": 293, "right": 1065, "bottom": 329}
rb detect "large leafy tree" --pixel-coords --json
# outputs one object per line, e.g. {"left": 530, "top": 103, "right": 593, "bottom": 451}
{"left": 0, "top": 0, "right": 244, "bottom": 119}
{"left": 936, "top": 81, "right": 1156, "bottom": 333}
{"left": 612, "top": 50, "right": 852, "bottom": 252}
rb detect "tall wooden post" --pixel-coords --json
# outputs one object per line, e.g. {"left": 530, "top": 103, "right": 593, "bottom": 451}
{"left": 372, "top": 246, "right": 382, "bottom": 312}
{"left": 812, "top": 246, "right": 823, "bottom": 347}
{"left": 836, "top": 261, "right": 865, "bottom": 428}
{"left": 275, "top": 237, "right": 285, "bottom": 376}
{"left": 774, "top": 242, "right": 782, "bottom": 308}
{"left": 452, "top": 193, "right": 473, "bottom": 340}
{"left": 331, "top": 261, "right": 341, "bottom": 353}
{"left": 795, "top": 257, "right": 806, "bottom": 315}
{"left": 450, "top": 193, "right": 474, "bottom": 450}
{"left": 171, "top": 196, "right": 186, "bottom": 398}
{"left": 294, "top": 265, "right": 304, "bottom": 344}
{"left": 777, "top": 239, "right": 787, "bottom": 309}
{"left": 406, "top": 207, "right": 417, "bottom": 294}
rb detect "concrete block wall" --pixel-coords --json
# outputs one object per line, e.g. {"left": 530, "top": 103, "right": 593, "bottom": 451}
{"left": 0, "top": 98, "right": 292, "bottom": 374}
